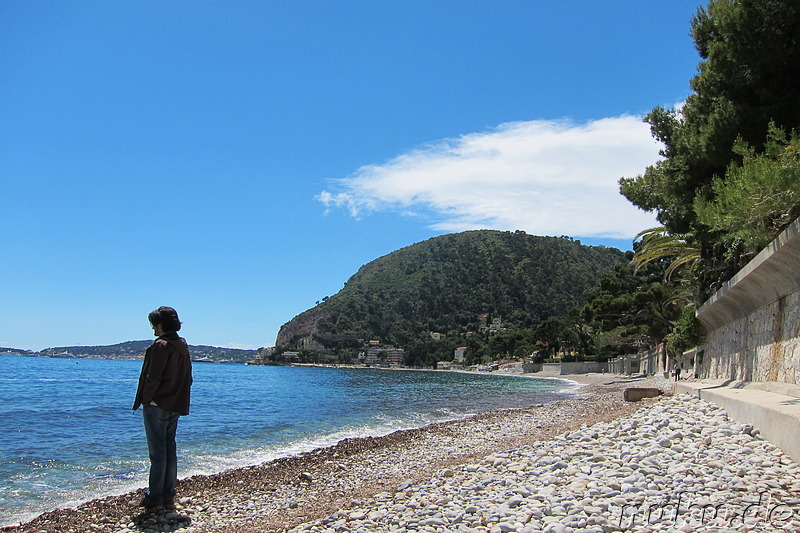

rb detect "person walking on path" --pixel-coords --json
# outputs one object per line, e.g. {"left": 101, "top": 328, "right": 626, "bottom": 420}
{"left": 133, "top": 306, "right": 193, "bottom": 508}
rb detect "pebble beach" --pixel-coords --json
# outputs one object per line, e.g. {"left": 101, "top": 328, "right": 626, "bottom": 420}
{"left": 5, "top": 373, "right": 799, "bottom": 533}
{"left": 292, "top": 393, "right": 800, "bottom": 533}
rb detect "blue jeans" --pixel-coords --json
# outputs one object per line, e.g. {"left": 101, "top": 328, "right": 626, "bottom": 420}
{"left": 142, "top": 405, "right": 180, "bottom": 502}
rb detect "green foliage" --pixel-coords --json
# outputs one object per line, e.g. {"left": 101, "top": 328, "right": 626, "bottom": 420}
{"left": 405, "top": 337, "right": 461, "bottom": 368}
{"left": 603, "top": 1, "right": 800, "bottom": 360}
{"left": 581, "top": 255, "right": 689, "bottom": 356}
{"left": 664, "top": 305, "right": 702, "bottom": 358}
{"left": 279, "top": 230, "right": 625, "bottom": 364}
{"left": 630, "top": 227, "right": 701, "bottom": 283}
{"left": 533, "top": 316, "right": 582, "bottom": 357}
{"left": 620, "top": 0, "right": 800, "bottom": 276}
{"left": 694, "top": 125, "right": 800, "bottom": 251}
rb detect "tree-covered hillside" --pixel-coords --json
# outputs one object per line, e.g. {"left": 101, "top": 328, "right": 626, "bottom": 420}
{"left": 276, "top": 230, "right": 625, "bottom": 360}
{"left": 36, "top": 341, "right": 257, "bottom": 363}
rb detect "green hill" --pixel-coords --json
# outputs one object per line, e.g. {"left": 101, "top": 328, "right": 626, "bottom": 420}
{"left": 276, "top": 230, "right": 625, "bottom": 360}
{"left": 35, "top": 341, "right": 257, "bottom": 363}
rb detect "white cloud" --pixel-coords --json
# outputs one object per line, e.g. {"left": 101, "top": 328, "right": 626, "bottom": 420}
{"left": 318, "top": 116, "right": 661, "bottom": 239}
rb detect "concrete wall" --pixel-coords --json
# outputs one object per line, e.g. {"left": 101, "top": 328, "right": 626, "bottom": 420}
{"left": 696, "top": 218, "right": 800, "bottom": 384}
{"left": 522, "top": 361, "right": 609, "bottom": 374}
{"left": 542, "top": 363, "right": 561, "bottom": 374}
{"left": 522, "top": 363, "right": 542, "bottom": 373}
{"left": 522, "top": 362, "right": 562, "bottom": 374}
{"left": 559, "top": 361, "right": 608, "bottom": 374}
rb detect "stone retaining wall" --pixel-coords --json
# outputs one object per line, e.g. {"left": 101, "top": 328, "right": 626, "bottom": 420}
{"left": 696, "top": 218, "right": 800, "bottom": 384}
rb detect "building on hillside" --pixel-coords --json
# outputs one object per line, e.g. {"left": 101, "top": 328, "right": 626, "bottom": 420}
{"left": 478, "top": 314, "right": 489, "bottom": 334}
{"left": 384, "top": 348, "right": 405, "bottom": 366}
{"left": 364, "top": 344, "right": 405, "bottom": 367}
{"left": 282, "top": 351, "right": 301, "bottom": 363}
{"left": 437, "top": 360, "right": 466, "bottom": 371}
{"left": 365, "top": 344, "right": 382, "bottom": 365}
{"left": 430, "top": 332, "right": 443, "bottom": 341}
{"left": 248, "top": 346, "right": 274, "bottom": 365}
{"left": 454, "top": 346, "right": 467, "bottom": 362}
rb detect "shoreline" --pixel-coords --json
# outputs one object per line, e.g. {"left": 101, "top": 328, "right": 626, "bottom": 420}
{"left": 1, "top": 373, "right": 671, "bottom": 533}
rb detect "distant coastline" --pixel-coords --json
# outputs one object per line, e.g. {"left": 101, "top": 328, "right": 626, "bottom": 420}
{"left": 0, "top": 341, "right": 258, "bottom": 364}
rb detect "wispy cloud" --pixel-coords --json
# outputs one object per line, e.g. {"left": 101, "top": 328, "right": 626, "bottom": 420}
{"left": 318, "top": 116, "right": 661, "bottom": 239}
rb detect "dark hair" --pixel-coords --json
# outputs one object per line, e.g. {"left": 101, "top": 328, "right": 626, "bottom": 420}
{"left": 148, "top": 306, "right": 182, "bottom": 332}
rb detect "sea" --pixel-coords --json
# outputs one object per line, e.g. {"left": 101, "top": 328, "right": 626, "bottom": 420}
{"left": 0, "top": 354, "right": 577, "bottom": 526}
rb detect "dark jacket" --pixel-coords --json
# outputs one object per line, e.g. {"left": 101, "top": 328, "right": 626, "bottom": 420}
{"left": 133, "top": 332, "right": 193, "bottom": 415}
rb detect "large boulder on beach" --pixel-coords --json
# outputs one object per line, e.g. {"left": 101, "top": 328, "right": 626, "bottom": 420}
{"left": 623, "top": 387, "right": 664, "bottom": 402}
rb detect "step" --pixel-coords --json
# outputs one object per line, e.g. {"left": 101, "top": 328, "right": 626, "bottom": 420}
{"left": 676, "top": 379, "right": 800, "bottom": 463}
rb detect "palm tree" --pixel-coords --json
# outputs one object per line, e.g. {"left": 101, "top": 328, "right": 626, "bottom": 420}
{"left": 630, "top": 227, "right": 701, "bottom": 282}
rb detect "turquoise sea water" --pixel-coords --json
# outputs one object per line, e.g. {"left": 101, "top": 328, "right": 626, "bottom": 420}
{"left": 0, "top": 355, "right": 575, "bottom": 526}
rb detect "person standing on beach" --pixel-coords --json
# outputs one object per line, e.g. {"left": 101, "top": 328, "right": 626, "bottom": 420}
{"left": 133, "top": 306, "right": 193, "bottom": 509}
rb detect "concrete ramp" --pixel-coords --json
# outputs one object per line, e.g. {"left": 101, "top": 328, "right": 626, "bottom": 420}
{"left": 676, "top": 380, "right": 800, "bottom": 463}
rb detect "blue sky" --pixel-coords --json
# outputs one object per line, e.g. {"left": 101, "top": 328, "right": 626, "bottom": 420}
{"left": 2, "top": 1, "right": 705, "bottom": 351}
